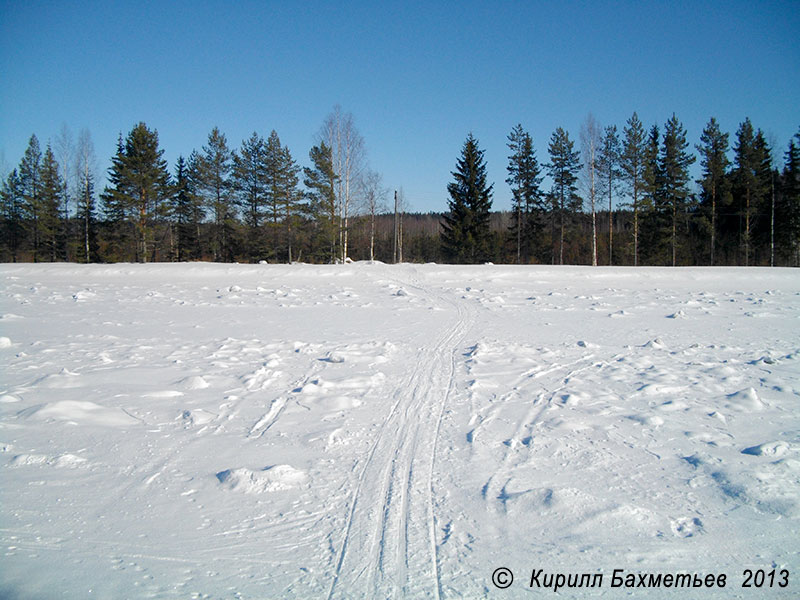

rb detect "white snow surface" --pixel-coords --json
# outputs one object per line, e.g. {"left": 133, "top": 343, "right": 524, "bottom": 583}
{"left": 1, "top": 262, "right": 799, "bottom": 599}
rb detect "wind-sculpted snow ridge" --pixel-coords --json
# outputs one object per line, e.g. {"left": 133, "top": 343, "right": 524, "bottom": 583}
{"left": 1, "top": 263, "right": 799, "bottom": 599}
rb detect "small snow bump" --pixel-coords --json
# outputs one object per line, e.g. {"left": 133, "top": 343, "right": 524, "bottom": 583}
{"left": 216, "top": 465, "right": 307, "bottom": 494}
{"left": 181, "top": 375, "right": 210, "bottom": 390}
{"left": 741, "top": 441, "right": 791, "bottom": 457}
{"left": 725, "top": 387, "right": 764, "bottom": 411}
{"left": 644, "top": 338, "right": 667, "bottom": 350}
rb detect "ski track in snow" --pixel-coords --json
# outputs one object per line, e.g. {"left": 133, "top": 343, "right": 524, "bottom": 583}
{"left": 1, "top": 263, "right": 800, "bottom": 599}
{"left": 327, "top": 269, "right": 472, "bottom": 599}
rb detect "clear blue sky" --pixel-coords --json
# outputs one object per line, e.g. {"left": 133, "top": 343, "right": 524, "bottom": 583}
{"left": 1, "top": 0, "right": 798, "bottom": 213}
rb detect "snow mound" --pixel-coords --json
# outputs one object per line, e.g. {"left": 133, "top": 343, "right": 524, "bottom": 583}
{"left": 180, "top": 375, "right": 210, "bottom": 390}
{"left": 216, "top": 465, "right": 307, "bottom": 494}
{"left": 18, "top": 400, "right": 140, "bottom": 427}
{"left": 667, "top": 309, "right": 686, "bottom": 319}
{"left": 742, "top": 441, "right": 791, "bottom": 457}
{"left": 724, "top": 387, "right": 764, "bottom": 411}
{"left": 627, "top": 413, "right": 665, "bottom": 427}
{"left": 644, "top": 337, "right": 667, "bottom": 350}
{"left": 0, "top": 336, "right": 12, "bottom": 348}
{"left": 0, "top": 394, "right": 21, "bottom": 403}
{"left": 34, "top": 368, "right": 82, "bottom": 388}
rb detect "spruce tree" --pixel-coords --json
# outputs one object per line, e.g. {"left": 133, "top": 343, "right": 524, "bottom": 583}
{"left": 186, "top": 151, "right": 205, "bottom": 259}
{"left": 277, "top": 143, "right": 301, "bottom": 263}
{"left": 696, "top": 118, "right": 730, "bottom": 265}
{"left": 39, "top": 145, "right": 64, "bottom": 261}
{"left": 620, "top": 112, "right": 646, "bottom": 265}
{"left": 753, "top": 130, "right": 774, "bottom": 263}
{"left": 441, "top": 133, "right": 494, "bottom": 263}
{"left": 101, "top": 123, "right": 170, "bottom": 262}
{"left": 506, "top": 124, "right": 543, "bottom": 263}
{"left": 171, "top": 155, "right": 201, "bottom": 261}
{"left": 304, "top": 142, "right": 338, "bottom": 262}
{"left": 75, "top": 166, "right": 98, "bottom": 263}
{"left": 1, "top": 169, "right": 24, "bottom": 262}
{"left": 660, "top": 114, "right": 695, "bottom": 266}
{"left": 101, "top": 134, "right": 130, "bottom": 261}
{"left": 546, "top": 127, "right": 581, "bottom": 265}
{"left": 19, "top": 135, "right": 42, "bottom": 261}
{"left": 779, "top": 130, "right": 800, "bottom": 265}
{"left": 733, "top": 118, "right": 766, "bottom": 265}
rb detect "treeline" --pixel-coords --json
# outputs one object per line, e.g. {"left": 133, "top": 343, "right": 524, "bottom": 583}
{"left": 0, "top": 106, "right": 384, "bottom": 265}
{"left": 2, "top": 110, "right": 798, "bottom": 266}
{"left": 442, "top": 115, "right": 800, "bottom": 267}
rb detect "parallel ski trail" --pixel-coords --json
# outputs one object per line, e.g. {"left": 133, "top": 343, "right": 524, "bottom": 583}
{"left": 327, "top": 269, "right": 471, "bottom": 600}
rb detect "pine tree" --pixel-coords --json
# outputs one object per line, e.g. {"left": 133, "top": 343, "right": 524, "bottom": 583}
{"left": 506, "top": 124, "right": 543, "bottom": 263}
{"left": 598, "top": 125, "right": 621, "bottom": 264}
{"left": 620, "top": 112, "right": 646, "bottom": 265}
{"left": 441, "top": 133, "right": 494, "bottom": 263}
{"left": 265, "top": 130, "right": 283, "bottom": 260}
{"left": 39, "top": 145, "right": 64, "bottom": 261}
{"left": 233, "top": 132, "right": 268, "bottom": 261}
{"left": 547, "top": 127, "right": 581, "bottom": 265}
{"left": 197, "top": 127, "right": 235, "bottom": 262}
{"left": 304, "top": 142, "right": 338, "bottom": 262}
{"left": 659, "top": 114, "right": 695, "bottom": 266}
{"left": 696, "top": 118, "right": 730, "bottom": 265}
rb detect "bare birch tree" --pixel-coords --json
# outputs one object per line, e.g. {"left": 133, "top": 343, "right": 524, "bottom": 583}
{"left": 359, "top": 169, "right": 386, "bottom": 262}
{"left": 74, "top": 128, "right": 98, "bottom": 262}
{"left": 320, "top": 105, "right": 365, "bottom": 262}
{"left": 581, "top": 114, "right": 601, "bottom": 266}
{"left": 54, "top": 124, "right": 74, "bottom": 259}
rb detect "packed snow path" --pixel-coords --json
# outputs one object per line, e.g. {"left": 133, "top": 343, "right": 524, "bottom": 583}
{"left": 1, "top": 263, "right": 799, "bottom": 599}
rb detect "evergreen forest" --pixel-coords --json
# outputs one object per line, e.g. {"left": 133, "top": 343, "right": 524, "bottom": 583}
{"left": 2, "top": 111, "right": 799, "bottom": 267}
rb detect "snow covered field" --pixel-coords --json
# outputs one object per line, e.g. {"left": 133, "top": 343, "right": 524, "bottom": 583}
{"left": 1, "top": 262, "right": 799, "bottom": 599}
